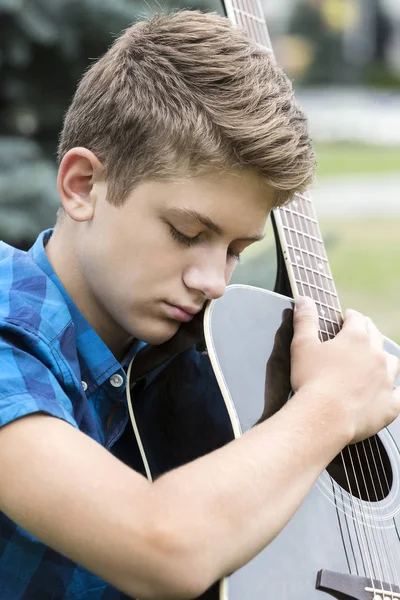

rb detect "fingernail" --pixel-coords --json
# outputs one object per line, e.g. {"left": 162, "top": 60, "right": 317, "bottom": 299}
{"left": 295, "top": 296, "right": 313, "bottom": 311}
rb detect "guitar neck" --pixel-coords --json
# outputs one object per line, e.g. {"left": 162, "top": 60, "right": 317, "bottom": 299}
{"left": 273, "top": 194, "right": 342, "bottom": 341}
{"left": 223, "top": 0, "right": 343, "bottom": 341}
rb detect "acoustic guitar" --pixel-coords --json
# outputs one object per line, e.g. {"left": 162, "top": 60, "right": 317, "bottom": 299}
{"left": 126, "top": 1, "right": 400, "bottom": 598}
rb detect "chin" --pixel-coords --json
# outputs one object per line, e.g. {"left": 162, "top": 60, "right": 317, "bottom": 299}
{"left": 134, "top": 320, "right": 180, "bottom": 346}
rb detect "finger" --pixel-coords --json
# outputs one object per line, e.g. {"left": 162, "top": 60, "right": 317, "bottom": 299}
{"left": 340, "top": 308, "right": 369, "bottom": 341}
{"left": 391, "top": 386, "right": 400, "bottom": 418}
{"left": 366, "top": 317, "right": 384, "bottom": 350}
{"left": 292, "top": 296, "right": 321, "bottom": 347}
{"left": 386, "top": 352, "right": 400, "bottom": 383}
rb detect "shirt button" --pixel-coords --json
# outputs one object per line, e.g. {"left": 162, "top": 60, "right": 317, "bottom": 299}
{"left": 81, "top": 381, "right": 88, "bottom": 391}
{"left": 109, "top": 374, "right": 124, "bottom": 388}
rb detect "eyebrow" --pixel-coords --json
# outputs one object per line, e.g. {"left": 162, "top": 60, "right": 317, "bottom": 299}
{"left": 166, "top": 207, "right": 265, "bottom": 242}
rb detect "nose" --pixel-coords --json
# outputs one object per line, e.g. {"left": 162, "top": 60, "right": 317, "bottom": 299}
{"left": 183, "top": 260, "right": 227, "bottom": 300}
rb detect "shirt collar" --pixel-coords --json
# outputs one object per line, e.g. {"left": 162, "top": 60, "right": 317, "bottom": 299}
{"left": 29, "top": 229, "right": 144, "bottom": 393}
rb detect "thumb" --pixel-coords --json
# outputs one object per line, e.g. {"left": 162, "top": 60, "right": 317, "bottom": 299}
{"left": 292, "top": 296, "right": 321, "bottom": 347}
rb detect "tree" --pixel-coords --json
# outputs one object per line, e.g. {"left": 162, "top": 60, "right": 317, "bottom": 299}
{"left": 0, "top": 0, "right": 221, "bottom": 248}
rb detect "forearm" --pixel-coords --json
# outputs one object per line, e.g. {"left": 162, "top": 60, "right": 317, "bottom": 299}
{"left": 152, "top": 385, "right": 350, "bottom": 590}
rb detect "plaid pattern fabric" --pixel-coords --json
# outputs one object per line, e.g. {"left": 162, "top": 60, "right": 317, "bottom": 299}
{"left": 0, "top": 229, "right": 232, "bottom": 599}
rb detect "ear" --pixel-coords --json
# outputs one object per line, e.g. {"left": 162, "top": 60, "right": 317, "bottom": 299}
{"left": 57, "top": 148, "right": 104, "bottom": 222}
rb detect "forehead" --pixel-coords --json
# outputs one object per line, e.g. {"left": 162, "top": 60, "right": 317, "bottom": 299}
{"left": 136, "top": 170, "right": 275, "bottom": 237}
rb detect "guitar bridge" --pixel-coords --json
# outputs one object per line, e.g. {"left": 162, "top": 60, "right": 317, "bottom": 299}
{"left": 317, "top": 569, "right": 400, "bottom": 600}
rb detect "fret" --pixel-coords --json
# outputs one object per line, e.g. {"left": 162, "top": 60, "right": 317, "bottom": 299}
{"left": 321, "top": 319, "right": 341, "bottom": 331}
{"left": 293, "top": 277, "right": 340, "bottom": 307}
{"left": 286, "top": 242, "right": 329, "bottom": 266}
{"left": 283, "top": 225, "right": 325, "bottom": 249}
{"left": 281, "top": 207, "right": 318, "bottom": 225}
{"left": 287, "top": 247, "right": 330, "bottom": 275}
{"left": 231, "top": 0, "right": 273, "bottom": 51}
{"left": 294, "top": 283, "right": 341, "bottom": 321}
{"left": 235, "top": 10, "right": 260, "bottom": 47}
{"left": 292, "top": 275, "right": 339, "bottom": 309}
{"left": 320, "top": 319, "right": 341, "bottom": 332}
{"left": 281, "top": 209, "right": 321, "bottom": 244}
{"left": 290, "top": 282, "right": 339, "bottom": 317}
{"left": 290, "top": 255, "right": 338, "bottom": 309}
{"left": 319, "top": 326, "right": 339, "bottom": 342}
{"left": 291, "top": 254, "right": 338, "bottom": 296}
{"left": 292, "top": 253, "right": 333, "bottom": 282}
{"left": 233, "top": 7, "right": 264, "bottom": 25}
{"left": 233, "top": 0, "right": 263, "bottom": 20}
{"left": 317, "top": 313, "right": 342, "bottom": 327}
{"left": 286, "top": 207, "right": 321, "bottom": 234}
{"left": 233, "top": 11, "right": 272, "bottom": 51}
{"left": 295, "top": 192, "right": 313, "bottom": 203}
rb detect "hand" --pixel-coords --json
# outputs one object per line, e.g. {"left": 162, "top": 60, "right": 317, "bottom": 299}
{"left": 290, "top": 296, "right": 400, "bottom": 444}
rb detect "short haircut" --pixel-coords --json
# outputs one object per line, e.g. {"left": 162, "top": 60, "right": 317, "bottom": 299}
{"left": 58, "top": 10, "right": 315, "bottom": 207}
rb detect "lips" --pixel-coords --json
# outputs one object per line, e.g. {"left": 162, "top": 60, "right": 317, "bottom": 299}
{"left": 176, "top": 305, "right": 201, "bottom": 315}
{"left": 164, "top": 302, "right": 201, "bottom": 323}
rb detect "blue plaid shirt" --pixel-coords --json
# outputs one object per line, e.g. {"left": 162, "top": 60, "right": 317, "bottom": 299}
{"left": 0, "top": 229, "right": 231, "bottom": 599}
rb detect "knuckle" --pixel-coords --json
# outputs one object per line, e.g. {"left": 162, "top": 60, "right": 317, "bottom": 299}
{"left": 350, "top": 327, "right": 369, "bottom": 344}
{"left": 374, "top": 350, "right": 387, "bottom": 369}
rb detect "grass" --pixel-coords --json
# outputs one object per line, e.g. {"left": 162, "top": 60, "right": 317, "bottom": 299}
{"left": 314, "top": 143, "right": 400, "bottom": 178}
{"left": 321, "top": 217, "right": 400, "bottom": 344}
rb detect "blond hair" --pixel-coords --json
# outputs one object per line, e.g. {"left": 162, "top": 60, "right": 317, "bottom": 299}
{"left": 58, "top": 10, "right": 315, "bottom": 206}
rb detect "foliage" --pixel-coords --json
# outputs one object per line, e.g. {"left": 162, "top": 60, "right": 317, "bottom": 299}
{"left": 0, "top": 0, "right": 221, "bottom": 248}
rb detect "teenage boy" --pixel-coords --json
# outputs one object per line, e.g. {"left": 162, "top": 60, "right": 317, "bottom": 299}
{"left": 0, "top": 10, "right": 399, "bottom": 600}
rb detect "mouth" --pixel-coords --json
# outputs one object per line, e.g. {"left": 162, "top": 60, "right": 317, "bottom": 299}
{"left": 163, "top": 302, "right": 202, "bottom": 323}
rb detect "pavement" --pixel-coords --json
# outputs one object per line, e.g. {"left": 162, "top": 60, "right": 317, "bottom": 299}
{"left": 292, "top": 88, "right": 400, "bottom": 217}
{"left": 296, "top": 88, "right": 400, "bottom": 146}
{"left": 310, "top": 173, "right": 400, "bottom": 217}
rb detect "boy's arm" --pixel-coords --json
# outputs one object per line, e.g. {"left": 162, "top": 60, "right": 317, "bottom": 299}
{"left": 0, "top": 299, "right": 398, "bottom": 600}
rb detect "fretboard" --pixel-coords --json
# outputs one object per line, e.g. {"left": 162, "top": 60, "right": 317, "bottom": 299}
{"left": 276, "top": 193, "right": 342, "bottom": 341}
{"left": 223, "top": 0, "right": 342, "bottom": 341}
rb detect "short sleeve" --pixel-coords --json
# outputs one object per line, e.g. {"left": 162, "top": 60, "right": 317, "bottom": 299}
{"left": 0, "top": 323, "right": 79, "bottom": 430}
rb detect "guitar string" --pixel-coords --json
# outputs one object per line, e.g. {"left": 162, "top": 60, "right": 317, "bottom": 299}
{"left": 300, "top": 190, "right": 399, "bottom": 591}
{"left": 340, "top": 484, "right": 364, "bottom": 575}
{"left": 292, "top": 195, "right": 393, "bottom": 587}
{"left": 291, "top": 194, "right": 397, "bottom": 590}
{"left": 333, "top": 480, "right": 353, "bottom": 573}
{"left": 282, "top": 197, "right": 380, "bottom": 586}
{"left": 336, "top": 477, "right": 359, "bottom": 575}
{"left": 352, "top": 441, "right": 393, "bottom": 592}
{"left": 361, "top": 439, "right": 399, "bottom": 591}
{"left": 344, "top": 445, "right": 387, "bottom": 591}
{"left": 369, "top": 435, "right": 400, "bottom": 589}
{"left": 290, "top": 210, "right": 396, "bottom": 583}
{"left": 294, "top": 198, "right": 395, "bottom": 589}
{"left": 366, "top": 352, "right": 400, "bottom": 590}
{"left": 279, "top": 204, "right": 374, "bottom": 581}
{"left": 232, "top": 1, "right": 396, "bottom": 593}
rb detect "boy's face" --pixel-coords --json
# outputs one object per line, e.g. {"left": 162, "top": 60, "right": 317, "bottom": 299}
{"left": 54, "top": 161, "right": 275, "bottom": 355}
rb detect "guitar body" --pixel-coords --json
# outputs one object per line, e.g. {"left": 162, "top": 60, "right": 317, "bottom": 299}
{"left": 204, "top": 284, "right": 400, "bottom": 599}
{"left": 128, "top": 284, "right": 400, "bottom": 598}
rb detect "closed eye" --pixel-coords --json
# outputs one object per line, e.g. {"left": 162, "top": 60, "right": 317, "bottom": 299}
{"left": 169, "top": 225, "right": 241, "bottom": 262}
{"left": 169, "top": 226, "right": 201, "bottom": 247}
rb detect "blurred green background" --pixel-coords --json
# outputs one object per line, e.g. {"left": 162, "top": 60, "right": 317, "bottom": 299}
{"left": 1, "top": 0, "right": 399, "bottom": 342}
